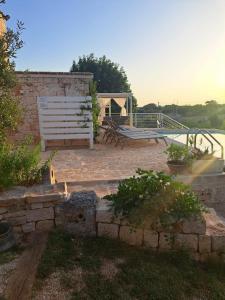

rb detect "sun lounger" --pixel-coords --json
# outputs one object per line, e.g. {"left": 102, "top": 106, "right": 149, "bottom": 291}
{"left": 101, "top": 119, "right": 167, "bottom": 148}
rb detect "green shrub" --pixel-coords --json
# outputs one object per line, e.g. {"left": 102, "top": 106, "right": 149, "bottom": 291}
{"left": 104, "top": 169, "right": 205, "bottom": 228}
{"left": 0, "top": 137, "right": 55, "bottom": 190}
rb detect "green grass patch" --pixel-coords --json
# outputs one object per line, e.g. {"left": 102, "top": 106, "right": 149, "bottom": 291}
{"left": 36, "top": 229, "right": 225, "bottom": 300}
{"left": 0, "top": 245, "right": 22, "bottom": 265}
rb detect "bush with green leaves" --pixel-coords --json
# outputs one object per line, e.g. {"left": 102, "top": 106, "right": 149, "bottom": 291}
{"left": 104, "top": 169, "right": 205, "bottom": 228}
{"left": 0, "top": 5, "right": 24, "bottom": 139}
{"left": 0, "top": 4, "right": 56, "bottom": 190}
{"left": 0, "top": 138, "right": 55, "bottom": 190}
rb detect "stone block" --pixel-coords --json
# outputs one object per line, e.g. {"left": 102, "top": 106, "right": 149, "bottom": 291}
{"left": 96, "top": 206, "right": 120, "bottom": 224}
{"left": 36, "top": 220, "right": 54, "bottom": 231}
{"left": 182, "top": 217, "right": 206, "bottom": 234}
{"left": 119, "top": 226, "right": 143, "bottom": 246}
{"left": 96, "top": 207, "right": 113, "bottom": 223}
{"left": 5, "top": 210, "right": 27, "bottom": 218}
{"left": 212, "top": 236, "right": 225, "bottom": 253}
{"left": 60, "top": 191, "right": 97, "bottom": 236}
{"left": 22, "top": 222, "right": 35, "bottom": 233}
{"left": 26, "top": 194, "right": 63, "bottom": 204}
{"left": 0, "top": 208, "right": 8, "bottom": 214}
{"left": 98, "top": 223, "right": 119, "bottom": 239}
{"left": 43, "top": 202, "right": 54, "bottom": 208}
{"left": 159, "top": 233, "right": 173, "bottom": 250}
{"left": 13, "top": 226, "right": 22, "bottom": 233}
{"left": 26, "top": 207, "right": 54, "bottom": 222}
{"left": 143, "top": 230, "right": 158, "bottom": 248}
{"left": 55, "top": 216, "right": 64, "bottom": 226}
{"left": 8, "top": 216, "right": 27, "bottom": 226}
{"left": 199, "top": 235, "right": 211, "bottom": 253}
{"left": 199, "top": 253, "right": 211, "bottom": 262}
{"left": 31, "top": 203, "right": 43, "bottom": 209}
{"left": 54, "top": 205, "right": 63, "bottom": 216}
{"left": 174, "top": 234, "right": 198, "bottom": 251}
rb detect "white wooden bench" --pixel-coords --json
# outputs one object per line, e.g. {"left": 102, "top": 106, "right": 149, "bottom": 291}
{"left": 37, "top": 96, "right": 93, "bottom": 151}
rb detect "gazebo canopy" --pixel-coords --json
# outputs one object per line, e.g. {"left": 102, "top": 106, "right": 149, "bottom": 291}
{"left": 97, "top": 93, "right": 133, "bottom": 125}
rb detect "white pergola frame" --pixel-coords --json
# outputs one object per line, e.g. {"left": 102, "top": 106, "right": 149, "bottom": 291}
{"left": 97, "top": 93, "right": 133, "bottom": 126}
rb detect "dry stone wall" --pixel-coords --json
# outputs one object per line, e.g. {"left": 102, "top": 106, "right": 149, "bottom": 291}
{"left": 13, "top": 72, "right": 93, "bottom": 147}
{"left": 96, "top": 200, "right": 225, "bottom": 262}
{"left": 0, "top": 184, "right": 66, "bottom": 240}
{"left": 177, "top": 173, "right": 225, "bottom": 218}
{"left": 1, "top": 186, "right": 225, "bottom": 262}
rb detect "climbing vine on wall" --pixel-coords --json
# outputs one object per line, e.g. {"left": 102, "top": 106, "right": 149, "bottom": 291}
{"left": 89, "top": 81, "right": 100, "bottom": 139}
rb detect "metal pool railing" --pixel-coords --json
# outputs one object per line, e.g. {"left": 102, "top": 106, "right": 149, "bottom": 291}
{"left": 130, "top": 113, "right": 189, "bottom": 129}
{"left": 186, "top": 129, "right": 224, "bottom": 159}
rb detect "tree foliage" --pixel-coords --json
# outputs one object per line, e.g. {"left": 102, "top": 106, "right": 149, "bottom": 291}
{"left": 71, "top": 53, "right": 130, "bottom": 92}
{"left": 0, "top": 2, "right": 24, "bottom": 138}
{"left": 71, "top": 53, "right": 137, "bottom": 110}
{"left": 138, "top": 100, "right": 225, "bottom": 129}
{"left": 0, "top": 2, "right": 55, "bottom": 190}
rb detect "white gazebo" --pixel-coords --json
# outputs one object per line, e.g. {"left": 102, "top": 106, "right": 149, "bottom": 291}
{"left": 97, "top": 93, "right": 133, "bottom": 126}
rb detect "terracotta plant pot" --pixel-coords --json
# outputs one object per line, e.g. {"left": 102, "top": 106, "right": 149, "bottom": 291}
{"left": 167, "top": 161, "right": 189, "bottom": 175}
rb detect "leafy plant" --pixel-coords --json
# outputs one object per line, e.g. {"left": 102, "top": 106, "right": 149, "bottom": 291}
{"left": 191, "top": 148, "right": 215, "bottom": 160}
{"left": 188, "top": 136, "right": 216, "bottom": 160}
{"left": 0, "top": 92, "right": 23, "bottom": 140}
{"left": 89, "top": 81, "right": 100, "bottom": 138}
{"left": 165, "top": 143, "right": 191, "bottom": 163}
{"left": 0, "top": 137, "right": 55, "bottom": 190}
{"left": 0, "top": 5, "right": 24, "bottom": 139}
{"left": 104, "top": 169, "right": 205, "bottom": 228}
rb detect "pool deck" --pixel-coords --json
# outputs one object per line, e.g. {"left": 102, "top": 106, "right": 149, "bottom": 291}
{"left": 43, "top": 139, "right": 168, "bottom": 185}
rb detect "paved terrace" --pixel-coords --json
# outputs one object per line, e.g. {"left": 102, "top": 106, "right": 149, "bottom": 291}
{"left": 43, "top": 140, "right": 168, "bottom": 185}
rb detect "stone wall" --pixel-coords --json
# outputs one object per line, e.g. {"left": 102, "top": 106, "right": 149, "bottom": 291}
{"left": 1, "top": 186, "right": 225, "bottom": 262}
{"left": 0, "top": 184, "right": 66, "bottom": 240}
{"left": 12, "top": 72, "right": 93, "bottom": 146}
{"left": 96, "top": 200, "right": 225, "bottom": 262}
{"left": 177, "top": 173, "right": 225, "bottom": 218}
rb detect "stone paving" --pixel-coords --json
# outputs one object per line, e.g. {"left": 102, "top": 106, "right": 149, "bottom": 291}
{"left": 43, "top": 139, "right": 168, "bottom": 183}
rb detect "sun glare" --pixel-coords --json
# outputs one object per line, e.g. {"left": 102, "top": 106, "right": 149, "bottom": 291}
{"left": 216, "top": 70, "right": 225, "bottom": 89}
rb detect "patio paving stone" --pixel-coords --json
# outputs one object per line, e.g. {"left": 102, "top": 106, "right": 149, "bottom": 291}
{"left": 43, "top": 140, "right": 168, "bottom": 184}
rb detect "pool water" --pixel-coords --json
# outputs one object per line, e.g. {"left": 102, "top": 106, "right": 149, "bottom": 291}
{"left": 167, "top": 133, "right": 225, "bottom": 159}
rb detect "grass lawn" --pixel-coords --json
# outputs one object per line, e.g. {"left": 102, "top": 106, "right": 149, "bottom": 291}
{"left": 0, "top": 246, "right": 21, "bottom": 266}
{"left": 35, "top": 229, "right": 225, "bottom": 300}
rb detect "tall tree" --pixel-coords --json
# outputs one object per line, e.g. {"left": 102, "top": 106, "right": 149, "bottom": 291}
{"left": 0, "top": 1, "right": 24, "bottom": 138}
{"left": 71, "top": 53, "right": 137, "bottom": 109}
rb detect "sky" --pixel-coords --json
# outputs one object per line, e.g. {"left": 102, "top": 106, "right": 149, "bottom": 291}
{"left": 3, "top": 0, "right": 225, "bottom": 106}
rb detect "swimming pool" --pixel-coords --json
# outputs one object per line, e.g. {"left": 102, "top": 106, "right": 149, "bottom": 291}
{"left": 166, "top": 133, "right": 225, "bottom": 159}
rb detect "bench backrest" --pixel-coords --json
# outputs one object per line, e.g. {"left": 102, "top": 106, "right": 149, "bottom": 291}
{"left": 37, "top": 96, "right": 93, "bottom": 150}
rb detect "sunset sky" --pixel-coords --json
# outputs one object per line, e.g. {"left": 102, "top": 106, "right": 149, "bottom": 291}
{"left": 3, "top": 0, "right": 225, "bottom": 106}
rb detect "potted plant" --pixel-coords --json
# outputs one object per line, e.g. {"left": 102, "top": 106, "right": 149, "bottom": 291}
{"left": 165, "top": 143, "right": 191, "bottom": 174}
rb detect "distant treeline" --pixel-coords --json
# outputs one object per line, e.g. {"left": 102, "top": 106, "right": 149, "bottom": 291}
{"left": 137, "top": 100, "right": 225, "bottom": 129}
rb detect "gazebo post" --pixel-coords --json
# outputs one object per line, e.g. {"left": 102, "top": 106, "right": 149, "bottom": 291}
{"left": 129, "top": 94, "right": 133, "bottom": 127}
{"left": 126, "top": 96, "right": 129, "bottom": 116}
